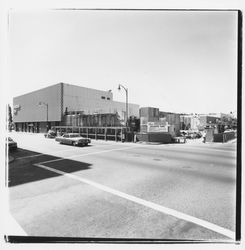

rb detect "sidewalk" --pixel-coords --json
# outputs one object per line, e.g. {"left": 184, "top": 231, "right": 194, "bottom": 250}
{"left": 225, "top": 138, "right": 237, "bottom": 144}
{"left": 137, "top": 141, "right": 162, "bottom": 145}
{"left": 185, "top": 138, "right": 203, "bottom": 144}
{"left": 185, "top": 138, "right": 237, "bottom": 145}
{"left": 9, "top": 131, "right": 44, "bottom": 136}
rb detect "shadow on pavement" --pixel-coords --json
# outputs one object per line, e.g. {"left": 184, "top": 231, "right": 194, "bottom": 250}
{"left": 8, "top": 148, "right": 92, "bottom": 187}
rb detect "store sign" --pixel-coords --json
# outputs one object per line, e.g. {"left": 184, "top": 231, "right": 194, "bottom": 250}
{"left": 147, "top": 124, "right": 168, "bottom": 133}
{"left": 13, "top": 104, "right": 21, "bottom": 115}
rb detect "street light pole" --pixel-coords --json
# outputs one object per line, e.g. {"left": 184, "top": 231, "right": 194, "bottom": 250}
{"left": 46, "top": 103, "right": 49, "bottom": 131}
{"left": 118, "top": 84, "right": 128, "bottom": 127}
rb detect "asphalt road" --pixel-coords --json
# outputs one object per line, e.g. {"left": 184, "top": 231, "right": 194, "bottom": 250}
{"left": 7, "top": 132, "right": 237, "bottom": 241}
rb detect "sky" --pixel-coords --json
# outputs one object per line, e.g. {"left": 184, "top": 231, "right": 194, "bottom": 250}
{"left": 8, "top": 9, "right": 238, "bottom": 114}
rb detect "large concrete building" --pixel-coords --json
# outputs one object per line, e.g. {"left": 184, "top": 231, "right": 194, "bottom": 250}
{"left": 13, "top": 83, "right": 139, "bottom": 133}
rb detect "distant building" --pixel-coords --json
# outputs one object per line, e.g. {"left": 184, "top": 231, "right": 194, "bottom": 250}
{"left": 180, "top": 114, "right": 200, "bottom": 131}
{"left": 13, "top": 82, "right": 139, "bottom": 133}
{"left": 199, "top": 114, "right": 220, "bottom": 130}
{"left": 208, "top": 113, "right": 225, "bottom": 118}
{"left": 139, "top": 107, "right": 180, "bottom": 136}
{"left": 159, "top": 111, "right": 181, "bottom": 136}
{"left": 139, "top": 107, "right": 160, "bottom": 133}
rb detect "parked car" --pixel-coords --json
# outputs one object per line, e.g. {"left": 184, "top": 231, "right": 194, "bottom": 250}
{"left": 180, "top": 131, "right": 187, "bottom": 137}
{"left": 193, "top": 132, "right": 202, "bottom": 138}
{"left": 7, "top": 137, "right": 17, "bottom": 150}
{"left": 55, "top": 133, "right": 91, "bottom": 146}
{"left": 44, "top": 129, "right": 56, "bottom": 138}
{"left": 172, "top": 136, "right": 186, "bottom": 143}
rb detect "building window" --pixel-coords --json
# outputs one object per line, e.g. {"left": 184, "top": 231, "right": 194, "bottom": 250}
{"left": 101, "top": 96, "right": 105, "bottom": 99}
{"left": 107, "top": 97, "right": 110, "bottom": 100}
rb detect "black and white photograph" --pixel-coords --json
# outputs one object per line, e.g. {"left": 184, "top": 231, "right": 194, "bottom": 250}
{"left": 1, "top": 2, "right": 243, "bottom": 247}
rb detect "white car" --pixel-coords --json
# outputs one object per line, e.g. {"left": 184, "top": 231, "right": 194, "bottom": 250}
{"left": 55, "top": 133, "right": 91, "bottom": 146}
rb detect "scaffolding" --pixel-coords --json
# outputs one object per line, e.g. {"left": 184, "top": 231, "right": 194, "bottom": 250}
{"left": 53, "top": 126, "right": 129, "bottom": 142}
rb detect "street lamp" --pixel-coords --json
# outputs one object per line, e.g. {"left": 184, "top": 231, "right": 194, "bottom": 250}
{"left": 118, "top": 84, "right": 128, "bottom": 127}
{"left": 38, "top": 101, "right": 49, "bottom": 132}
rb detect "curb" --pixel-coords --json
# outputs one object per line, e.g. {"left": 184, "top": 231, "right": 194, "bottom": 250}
{"left": 137, "top": 142, "right": 163, "bottom": 145}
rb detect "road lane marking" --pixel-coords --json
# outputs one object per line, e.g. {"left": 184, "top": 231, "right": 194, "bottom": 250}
{"left": 15, "top": 148, "right": 78, "bottom": 160}
{"left": 37, "top": 145, "right": 141, "bottom": 165}
{"left": 134, "top": 145, "right": 236, "bottom": 155}
{"left": 34, "top": 163, "right": 235, "bottom": 239}
{"left": 139, "top": 143, "right": 236, "bottom": 153}
{"left": 16, "top": 154, "right": 43, "bottom": 159}
{"left": 15, "top": 143, "right": 123, "bottom": 160}
{"left": 142, "top": 145, "right": 236, "bottom": 156}
{"left": 174, "top": 146, "right": 236, "bottom": 153}
{"left": 111, "top": 143, "right": 236, "bottom": 155}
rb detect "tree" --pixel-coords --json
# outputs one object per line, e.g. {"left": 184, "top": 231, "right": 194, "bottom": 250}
{"left": 8, "top": 104, "right": 13, "bottom": 131}
{"left": 128, "top": 116, "right": 140, "bottom": 132}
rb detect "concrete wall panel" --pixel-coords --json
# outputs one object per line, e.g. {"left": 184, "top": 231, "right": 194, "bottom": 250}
{"left": 63, "top": 84, "right": 139, "bottom": 119}
{"left": 13, "top": 83, "right": 62, "bottom": 122}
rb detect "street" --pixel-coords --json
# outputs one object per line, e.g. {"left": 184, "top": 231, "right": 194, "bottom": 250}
{"left": 7, "top": 132, "right": 237, "bottom": 241}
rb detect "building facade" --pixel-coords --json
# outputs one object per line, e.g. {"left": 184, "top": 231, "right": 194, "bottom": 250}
{"left": 159, "top": 111, "right": 181, "bottom": 136}
{"left": 139, "top": 107, "right": 181, "bottom": 136}
{"left": 13, "top": 83, "right": 139, "bottom": 133}
{"left": 180, "top": 114, "right": 200, "bottom": 131}
{"left": 139, "top": 107, "right": 160, "bottom": 133}
{"left": 198, "top": 114, "right": 221, "bottom": 130}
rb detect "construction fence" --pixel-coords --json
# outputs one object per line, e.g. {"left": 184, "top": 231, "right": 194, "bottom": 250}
{"left": 53, "top": 126, "right": 135, "bottom": 142}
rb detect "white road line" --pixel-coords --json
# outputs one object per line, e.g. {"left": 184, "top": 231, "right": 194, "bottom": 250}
{"left": 15, "top": 143, "right": 122, "bottom": 160}
{"left": 15, "top": 148, "right": 77, "bottom": 160}
{"left": 182, "top": 144, "right": 236, "bottom": 150}
{"left": 37, "top": 145, "right": 141, "bottom": 165}
{"left": 112, "top": 143, "right": 236, "bottom": 156}
{"left": 14, "top": 141, "right": 236, "bottom": 161}
{"left": 16, "top": 153, "right": 43, "bottom": 159}
{"left": 34, "top": 163, "right": 235, "bottom": 240}
{"left": 145, "top": 144, "right": 236, "bottom": 153}
{"left": 167, "top": 146, "right": 236, "bottom": 154}
{"left": 126, "top": 142, "right": 236, "bottom": 154}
